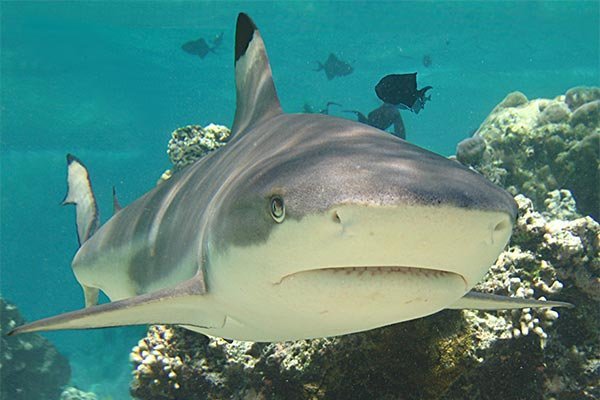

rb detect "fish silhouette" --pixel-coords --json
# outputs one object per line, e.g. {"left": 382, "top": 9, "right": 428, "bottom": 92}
{"left": 345, "top": 104, "right": 406, "bottom": 139}
{"left": 375, "top": 73, "right": 433, "bottom": 113}
{"left": 315, "top": 53, "right": 353, "bottom": 80}
{"left": 181, "top": 33, "right": 223, "bottom": 59}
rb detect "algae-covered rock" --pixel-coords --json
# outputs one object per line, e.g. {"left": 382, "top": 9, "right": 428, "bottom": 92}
{"left": 456, "top": 135, "right": 486, "bottom": 166}
{"left": 466, "top": 87, "right": 599, "bottom": 219}
{"left": 0, "top": 297, "right": 71, "bottom": 400}
{"left": 496, "top": 91, "right": 529, "bottom": 109}
{"left": 539, "top": 102, "right": 570, "bottom": 125}
{"left": 60, "top": 387, "right": 98, "bottom": 400}
{"left": 167, "top": 124, "right": 231, "bottom": 171}
{"left": 565, "top": 86, "right": 600, "bottom": 111}
{"left": 570, "top": 100, "right": 600, "bottom": 128}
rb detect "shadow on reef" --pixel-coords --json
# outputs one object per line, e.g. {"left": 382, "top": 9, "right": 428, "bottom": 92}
{"left": 129, "top": 87, "right": 599, "bottom": 400}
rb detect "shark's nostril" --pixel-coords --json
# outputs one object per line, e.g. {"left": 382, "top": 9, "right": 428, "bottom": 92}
{"left": 490, "top": 217, "right": 512, "bottom": 245}
{"left": 332, "top": 211, "right": 342, "bottom": 223}
{"left": 494, "top": 219, "right": 510, "bottom": 233}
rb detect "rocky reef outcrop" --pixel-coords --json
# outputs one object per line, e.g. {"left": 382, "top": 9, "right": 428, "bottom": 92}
{"left": 60, "top": 386, "right": 98, "bottom": 400}
{"left": 0, "top": 297, "right": 71, "bottom": 400}
{"left": 166, "top": 124, "right": 230, "bottom": 171}
{"left": 456, "top": 86, "right": 600, "bottom": 220}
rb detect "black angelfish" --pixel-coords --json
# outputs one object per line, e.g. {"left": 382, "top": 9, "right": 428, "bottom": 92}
{"left": 375, "top": 73, "right": 433, "bottom": 114}
{"left": 315, "top": 53, "right": 353, "bottom": 80}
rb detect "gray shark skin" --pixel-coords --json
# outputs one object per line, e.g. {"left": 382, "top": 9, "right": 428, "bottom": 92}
{"left": 9, "top": 13, "right": 571, "bottom": 341}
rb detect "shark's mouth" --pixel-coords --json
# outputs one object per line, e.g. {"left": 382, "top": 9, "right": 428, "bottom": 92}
{"left": 276, "top": 266, "right": 467, "bottom": 288}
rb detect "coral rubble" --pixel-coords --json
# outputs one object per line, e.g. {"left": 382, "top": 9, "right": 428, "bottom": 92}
{"left": 60, "top": 387, "right": 98, "bottom": 400}
{"left": 167, "top": 124, "right": 230, "bottom": 171}
{"left": 459, "top": 87, "right": 600, "bottom": 220}
{"left": 0, "top": 297, "right": 71, "bottom": 400}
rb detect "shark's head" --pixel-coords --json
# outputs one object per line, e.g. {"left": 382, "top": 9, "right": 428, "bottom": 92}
{"left": 206, "top": 114, "right": 516, "bottom": 339}
{"left": 201, "top": 14, "right": 517, "bottom": 339}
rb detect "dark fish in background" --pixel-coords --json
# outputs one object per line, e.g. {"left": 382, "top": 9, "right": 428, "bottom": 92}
{"left": 345, "top": 103, "right": 406, "bottom": 139}
{"left": 422, "top": 54, "right": 432, "bottom": 67}
{"left": 181, "top": 38, "right": 215, "bottom": 58}
{"left": 182, "top": 32, "right": 224, "bottom": 59}
{"left": 303, "top": 101, "right": 341, "bottom": 114}
{"left": 314, "top": 53, "right": 353, "bottom": 80}
{"left": 375, "top": 73, "right": 433, "bottom": 113}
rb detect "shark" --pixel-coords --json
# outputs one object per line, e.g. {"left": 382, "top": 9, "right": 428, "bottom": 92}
{"left": 9, "top": 13, "right": 571, "bottom": 341}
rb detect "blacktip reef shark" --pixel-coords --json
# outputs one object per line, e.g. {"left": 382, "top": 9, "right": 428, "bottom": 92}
{"left": 9, "top": 13, "right": 571, "bottom": 341}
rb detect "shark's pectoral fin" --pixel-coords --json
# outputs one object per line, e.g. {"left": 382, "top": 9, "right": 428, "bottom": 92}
{"left": 62, "top": 154, "right": 99, "bottom": 246}
{"left": 231, "top": 13, "right": 282, "bottom": 137}
{"left": 8, "top": 279, "right": 223, "bottom": 336}
{"left": 448, "top": 291, "right": 573, "bottom": 310}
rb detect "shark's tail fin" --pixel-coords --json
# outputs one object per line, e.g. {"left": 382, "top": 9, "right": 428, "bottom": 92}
{"left": 61, "top": 154, "right": 100, "bottom": 307}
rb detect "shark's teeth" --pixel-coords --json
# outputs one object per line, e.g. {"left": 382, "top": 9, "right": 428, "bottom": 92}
{"left": 321, "top": 266, "right": 452, "bottom": 278}
{"left": 275, "top": 266, "right": 457, "bottom": 285}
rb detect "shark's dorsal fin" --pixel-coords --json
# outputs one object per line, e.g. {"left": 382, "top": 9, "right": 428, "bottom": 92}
{"left": 62, "top": 154, "right": 99, "bottom": 246}
{"left": 231, "top": 13, "right": 282, "bottom": 137}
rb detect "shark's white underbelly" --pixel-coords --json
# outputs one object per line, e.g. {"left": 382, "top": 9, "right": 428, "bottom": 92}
{"left": 198, "top": 203, "right": 512, "bottom": 341}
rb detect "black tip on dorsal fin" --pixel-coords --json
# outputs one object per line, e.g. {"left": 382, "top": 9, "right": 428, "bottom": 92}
{"left": 231, "top": 13, "right": 282, "bottom": 137}
{"left": 66, "top": 153, "right": 79, "bottom": 166}
{"left": 235, "top": 13, "right": 257, "bottom": 63}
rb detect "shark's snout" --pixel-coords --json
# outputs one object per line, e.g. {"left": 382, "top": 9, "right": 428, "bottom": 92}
{"left": 316, "top": 200, "right": 514, "bottom": 290}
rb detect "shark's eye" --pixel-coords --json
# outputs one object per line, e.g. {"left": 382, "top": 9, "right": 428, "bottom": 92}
{"left": 270, "top": 195, "right": 285, "bottom": 223}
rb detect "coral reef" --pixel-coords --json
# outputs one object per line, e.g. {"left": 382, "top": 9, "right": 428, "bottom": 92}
{"left": 0, "top": 297, "right": 71, "bottom": 400}
{"left": 455, "top": 134, "right": 486, "bottom": 166}
{"left": 445, "top": 191, "right": 599, "bottom": 399}
{"left": 166, "top": 124, "right": 230, "bottom": 171}
{"left": 130, "top": 314, "right": 475, "bottom": 400}
{"left": 459, "top": 87, "right": 599, "bottom": 219}
{"left": 60, "top": 387, "right": 98, "bottom": 400}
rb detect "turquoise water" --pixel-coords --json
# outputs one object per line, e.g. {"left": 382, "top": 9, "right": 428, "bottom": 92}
{"left": 1, "top": 1, "right": 598, "bottom": 399}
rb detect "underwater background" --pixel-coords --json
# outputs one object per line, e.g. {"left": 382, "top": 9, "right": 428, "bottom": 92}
{"left": 1, "top": 1, "right": 598, "bottom": 399}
